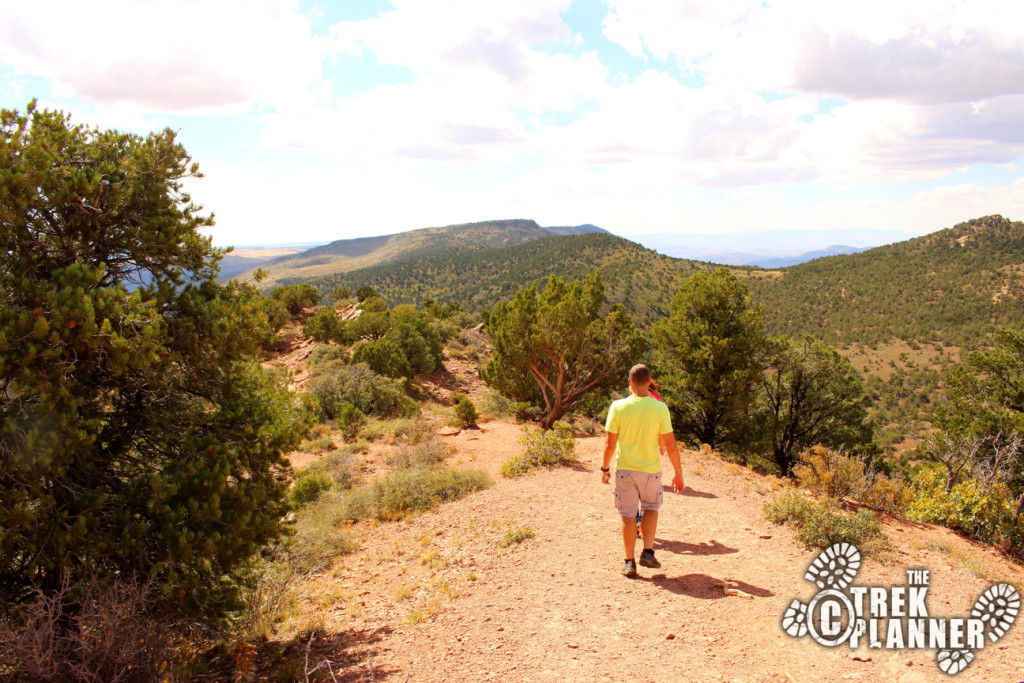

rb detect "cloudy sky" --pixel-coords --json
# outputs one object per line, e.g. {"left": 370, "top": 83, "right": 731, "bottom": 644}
{"left": 2, "top": 0, "right": 1023, "bottom": 247}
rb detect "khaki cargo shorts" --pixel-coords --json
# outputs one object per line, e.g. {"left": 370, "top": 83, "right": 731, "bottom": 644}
{"left": 614, "top": 469, "right": 663, "bottom": 518}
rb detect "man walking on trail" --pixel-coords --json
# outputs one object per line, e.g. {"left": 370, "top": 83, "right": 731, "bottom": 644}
{"left": 601, "top": 364, "right": 685, "bottom": 577}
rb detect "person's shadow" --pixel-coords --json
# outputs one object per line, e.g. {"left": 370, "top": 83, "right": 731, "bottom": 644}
{"left": 654, "top": 538, "right": 738, "bottom": 556}
{"left": 662, "top": 485, "right": 716, "bottom": 499}
{"left": 647, "top": 573, "right": 774, "bottom": 599}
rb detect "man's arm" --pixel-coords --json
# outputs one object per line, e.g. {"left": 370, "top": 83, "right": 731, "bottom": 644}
{"left": 601, "top": 432, "right": 617, "bottom": 484}
{"left": 660, "top": 432, "right": 685, "bottom": 494}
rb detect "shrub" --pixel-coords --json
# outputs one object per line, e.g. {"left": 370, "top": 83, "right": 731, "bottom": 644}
{"left": 479, "top": 389, "right": 534, "bottom": 422}
{"left": 795, "top": 506, "right": 886, "bottom": 552}
{"left": 907, "top": 467, "right": 1023, "bottom": 553}
{"left": 385, "top": 320, "right": 443, "bottom": 374}
{"left": 500, "top": 527, "right": 535, "bottom": 547}
{"left": 298, "top": 437, "right": 335, "bottom": 453}
{"left": 309, "top": 363, "right": 417, "bottom": 419}
{"left": 389, "top": 438, "right": 450, "bottom": 470}
{"left": 862, "top": 475, "right": 914, "bottom": 516}
{"left": 301, "top": 450, "right": 356, "bottom": 490}
{"left": 290, "top": 471, "right": 333, "bottom": 507}
{"left": 0, "top": 576, "right": 184, "bottom": 683}
{"left": 432, "top": 319, "right": 460, "bottom": 343}
{"left": 308, "top": 343, "right": 349, "bottom": 374}
{"left": 242, "top": 499, "right": 359, "bottom": 639}
{"left": 454, "top": 397, "right": 479, "bottom": 428}
{"left": 260, "top": 295, "right": 290, "bottom": 333}
{"left": 330, "top": 467, "right": 491, "bottom": 521}
{"left": 763, "top": 490, "right": 816, "bottom": 525}
{"left": 336, "top": 403, "right": 366, "bottom": 441}
{"left": 765, "top": 491, "right": 887, "bottom": 554}
{"left": 381, "top": 416, "right": 433, "bottom": 444}
{"left": 501, "top": 421, "right": 577, "bottom": 477}
{"left": 793, "top": 445, "right": 868, "bottom": 500}
{"left": 351, "top": 338, "right": 412, "bottom": 379}
{"left": 303, "top": 306, "right": 343, "bottom": 343}
{"left": 272, "top": 283, "right": 320, "bottom": 315}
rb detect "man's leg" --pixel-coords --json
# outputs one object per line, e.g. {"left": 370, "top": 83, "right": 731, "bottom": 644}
{"left": 639, "top": 510, "right": 658, "bottom": 550}
{"left": 621, "top": 516, "right": 638, "bottom": 560}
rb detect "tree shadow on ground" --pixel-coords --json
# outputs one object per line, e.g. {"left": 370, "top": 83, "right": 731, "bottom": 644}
{"left": 661, "top": 485, "right": 717, "bottom": 499}
{"left": 654, "top": 538, "right": 738, "bottom": 556}
{"left": 646, "top": 573, "right": 775, "bottom": 599}
{"left": 244, "top": 625, "right": 402, "bottom": 682}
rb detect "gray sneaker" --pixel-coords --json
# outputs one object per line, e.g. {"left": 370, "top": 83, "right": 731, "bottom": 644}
{"left": 622, "top": 559, "right": 638, "bottom": 577}
{"left": 639, "top": 549, "right": 661, "bottom": 569}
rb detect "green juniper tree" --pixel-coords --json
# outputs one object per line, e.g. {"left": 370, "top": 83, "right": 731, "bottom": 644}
{"left": 0, "top": 102, "right": 308, "bottom": 617}
{"left": 654, "top": 267, "right": 767, "bottom": 450}
{"left": 754, "top": 335, "right": 876, "bottom": 475}
{"left": 484, "top": 271, "right": 645, "bottom": 429}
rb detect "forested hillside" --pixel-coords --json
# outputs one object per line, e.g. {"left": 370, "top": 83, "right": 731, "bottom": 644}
{"left": 245, "top": 219, "right": 606, "bottom": 288}
{"left": 748, "top": 215, "right": 1024, "bottom": 348}
{"left": 282, "top": 215, "right": 1024, "bottom": 346}
{"left": 282, "top": 232, "right": 711, "bottom": 326}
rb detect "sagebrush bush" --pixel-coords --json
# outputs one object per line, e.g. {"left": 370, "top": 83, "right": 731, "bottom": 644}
{"left": 327, "top": 467, "right": 490, "bottom": 521}
{"left": 381, "top": 416, "right": 434, "bottom": 444}
{"left": 795, "top": 506, "right": 886, "bottom": 552}
{"left": 479, "top": 388, "right": 534, "bottom": 422}
{"left": 765, "top": 491, "right": 887, "bottom": 554}
{"left": 242, "top": 499, "right": 359, "bottom": 639}
{"left": 301, "top": 450, "right": 356, "bottom": 490}
{"left": 501, "top": 421, "right": 577, "bottom": 477}
{"left": 454, "top": 397, "right": 479, "bottom": 428}
{"left": 310, "top": 363, "right": 417, "bottom": 419}
{"left": 763, "top": 490, "right": 816, "bottom": 525}
{"left": 298, "top": 436, "right": 335, "bottom": 453}
{"left": 389, "top": 438, "right": 450, "bottom": 470}
{"left": 290, "top": 471, "right": 333, "bottom": 507}
{"left": 793, "top": 445, "right": 868, "bottom": 500}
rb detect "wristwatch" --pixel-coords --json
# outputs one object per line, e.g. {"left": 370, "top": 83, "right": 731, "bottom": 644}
{"left": 600, "top": 467, "right": 609, "bottom": 472}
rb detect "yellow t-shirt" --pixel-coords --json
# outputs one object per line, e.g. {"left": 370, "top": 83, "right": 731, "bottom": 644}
{"left": 604, "top": 395, "right": 672, "bottom": 474}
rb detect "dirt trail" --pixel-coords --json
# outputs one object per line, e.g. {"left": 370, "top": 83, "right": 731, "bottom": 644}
{"left": 287, "top": 421, "right": 1024, "bottom": 683}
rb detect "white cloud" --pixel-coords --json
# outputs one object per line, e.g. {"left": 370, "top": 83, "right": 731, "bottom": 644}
{"left": 908, "top": 178, "right": 1024, "bottom": 219}
{"left": 259, "top": 1, "right": 607, "bottom": 164}
{"left": 0, "top": 0, "right": 325, "bottom": 112}
{"left": 330, "top": 0, "right": 573, "bottom": 75}
{"left": 604, "top": 0, "right": 1024, "bottom": 104}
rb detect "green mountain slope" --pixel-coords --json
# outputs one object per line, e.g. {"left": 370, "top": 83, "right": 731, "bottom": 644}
{"left": 281, "top": 232, "right": 710, "bottom": 326}
{"left": 748, "top": 215, "right": 1024, "bottom": 347}
{"left": 242, "top": 219, "right": 607, "bottom": 288}
{"left": 276, "top": 214, "right": 1024, "bottom": 349}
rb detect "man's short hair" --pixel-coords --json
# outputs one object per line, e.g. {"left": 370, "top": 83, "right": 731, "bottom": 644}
{"left": 629, "top": 364, "right": 651, "bottom": 386}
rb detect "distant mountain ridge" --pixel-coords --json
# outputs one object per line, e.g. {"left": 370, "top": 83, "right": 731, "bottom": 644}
{"left": 233, "top": 219, "right": 607, "bottom": 287}
{"left": 281, "top": 214, "right": 1024, "bottom": 348}
{"left": 751, "top": 245, "right": 868, "bottom": 268}
{"left": 633, "top": 228, "right": 913, "bottom": 266}
{"left": 279, "top": 231, "right": 708, "bottom": 326}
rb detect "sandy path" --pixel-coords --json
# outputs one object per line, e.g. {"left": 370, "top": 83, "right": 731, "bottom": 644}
{"left": 285, "top": 421, "right": 1024, "bottom": 683}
